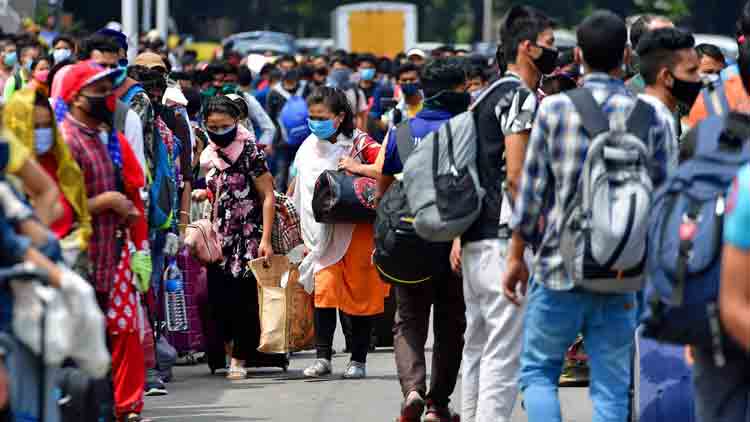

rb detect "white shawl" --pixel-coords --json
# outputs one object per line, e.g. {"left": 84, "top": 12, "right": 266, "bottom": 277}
{"left": 292, "top": 131, "right": 361, "bottom": 292}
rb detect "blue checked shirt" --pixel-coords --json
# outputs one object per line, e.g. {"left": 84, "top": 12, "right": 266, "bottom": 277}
{"left": 510, "top": 73, "right": 670, "bottom": 291}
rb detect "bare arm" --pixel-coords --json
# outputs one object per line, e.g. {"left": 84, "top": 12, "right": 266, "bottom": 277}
{"left": 17, "top": 159, "right": 62, "bottom": 225}
{"left": 374, "top": 134, "right": 393, "bottom": 203}
{"left": 505, "top": 130, "right": 531, "bottom": 201}
{"left": 719, "top": 244, "right": 750, "bottom": 352}
{"left": 179, "top": 181, "right": 192, "bottom": 234}
{"left": 253, "top": 172, "right": 276, "bottom": 259}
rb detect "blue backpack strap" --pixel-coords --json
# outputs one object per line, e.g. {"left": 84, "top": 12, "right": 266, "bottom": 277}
{"left": 703, "top": 80, "right": 730, "bottom": 117}
{"left": 121, "top": 84, "right": 145, "bottom": 105}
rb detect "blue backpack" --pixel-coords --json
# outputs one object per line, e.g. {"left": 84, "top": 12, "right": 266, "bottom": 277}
{"left": 277, "top": 83, "right": 311, "bottom": 147}
{"left": 642, "top": 114, "right": 750, "bottom": 363}
{"left": 148, "top": 127, "right": 176, "bottom": 230}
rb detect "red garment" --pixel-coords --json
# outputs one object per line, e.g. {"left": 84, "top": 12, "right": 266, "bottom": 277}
{"left": 62, "top": 115, "right": 121, "bottom": 294}
{"left": 106, "top": 247, "right": 138, "bottom": 334}
{"left": 116, "top": 132, "right": 148, "bottom": 248}
{"left": 110, "top": 329, "right": 145, "bottom": 417}
{"left": 38, "top": 154, "right": 75, "bottom": 239}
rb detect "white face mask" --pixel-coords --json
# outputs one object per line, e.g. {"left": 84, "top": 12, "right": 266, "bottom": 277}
{"left": 52, "top": 48, "right": 71, "bottom": 64}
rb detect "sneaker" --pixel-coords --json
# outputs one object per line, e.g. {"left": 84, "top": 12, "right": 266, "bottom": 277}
{"left": 424, "top": 400, "right": 456, "bottom": 422}
{"left": 343, "top": 361, "right": 366, "bottom": 379}
{"left": 144, "top": 368, "right": 167, "bottom": 396}
{"left": 303, "top": 359, "right": 332, "bottom": 377}
{"left": 399, "top": 390, "right": 425, "bottom": 422}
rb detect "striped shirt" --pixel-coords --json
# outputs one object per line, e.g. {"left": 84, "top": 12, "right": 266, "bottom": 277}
{"left": 510, "top": 73, "right": 670, "bottom": 291}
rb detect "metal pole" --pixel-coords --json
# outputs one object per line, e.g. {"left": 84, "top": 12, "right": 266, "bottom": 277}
{"left": 156, "top": 0, "right": 168, "bottom": 41}
{"left": 482, "top": 0, "right": 493, "bottom": 43}
{"left": 141, "top": 0, "right": 152, "bottom": 33}
{"left": 121, "top": 0, "right": 138, "bottom": 62}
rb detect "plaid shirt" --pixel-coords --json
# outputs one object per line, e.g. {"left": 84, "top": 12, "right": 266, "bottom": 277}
{"left": 62, "top": 114, "right": 121, "bottom": 294}
{"left": 510, "top": 73, "right": 669, "bottom": 291}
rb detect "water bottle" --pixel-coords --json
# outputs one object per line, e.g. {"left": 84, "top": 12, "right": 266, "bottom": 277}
{"left": 164, "top": 258, "right": 188, "bottom": 332}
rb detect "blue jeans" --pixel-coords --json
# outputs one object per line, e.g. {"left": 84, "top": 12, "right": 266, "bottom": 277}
{"left": 3, "top": 335, "right": 60, "bottom": 422}
{"left": 520, "top": 281, "right": 637, "bottom": 422}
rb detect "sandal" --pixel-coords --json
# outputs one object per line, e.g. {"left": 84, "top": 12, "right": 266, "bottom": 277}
{"left": 226, "top": 366, "right": 248, "bottom": 380}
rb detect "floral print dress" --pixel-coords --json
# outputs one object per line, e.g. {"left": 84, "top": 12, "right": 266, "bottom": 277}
{"left": 206, "top": 137, "right": 269, "bottom": 277}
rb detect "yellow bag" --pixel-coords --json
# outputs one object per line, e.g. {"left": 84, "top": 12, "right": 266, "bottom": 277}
{"left": 249, "top": 256, "right": 315, "bottom": 354}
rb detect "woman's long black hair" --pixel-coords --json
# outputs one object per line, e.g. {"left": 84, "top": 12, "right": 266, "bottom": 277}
{"left": 306, "top": 86, "right": 355, "bottom": 138}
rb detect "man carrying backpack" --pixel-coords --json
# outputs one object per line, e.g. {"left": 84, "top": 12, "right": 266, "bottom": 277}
{"left": 700, "top": 162, "right": 750, "bottom": 422}
{"left": 267, "top": 68, "right": 311, "bottom": 191}
{"left": 375, "top": 58, "right": 469, "bottom": 422}
{"left": 460, "top": 6, "right": 556, "bottom": 422}
{"left": 503, "top": 11, "right": 671, "bottom": 422}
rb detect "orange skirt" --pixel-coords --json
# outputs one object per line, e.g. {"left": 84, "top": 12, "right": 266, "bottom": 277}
{"left": 314, "top": 224, "right": 390, "bottom": 316}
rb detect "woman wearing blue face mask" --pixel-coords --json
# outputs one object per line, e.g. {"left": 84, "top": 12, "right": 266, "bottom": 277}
{"left": 2, "top": 87, "right": 92, "bottom": 250}
{"left": 292, "top": 86, "right": 387, "bottom": 379}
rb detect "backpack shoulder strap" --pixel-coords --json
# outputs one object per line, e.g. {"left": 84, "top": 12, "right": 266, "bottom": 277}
{"left": 626, "top": 99, "right": 655, "bottom": 141}
{"left": 703, "top": 80, "right": 729, "bottom": 117}
{"left": 295, "top": 80, "right": 308, "bottom": 97}
{"left": 274, "top": 86, "right": 291, "bottom": 101}
{"left": 394, "top": 121, "right": 414, "bottom": 164}
{"left": 566, "top": 88, "right": 610, "bottom": 138}
{"left": 113, "top": 100, "right": 129, "bottom": 134}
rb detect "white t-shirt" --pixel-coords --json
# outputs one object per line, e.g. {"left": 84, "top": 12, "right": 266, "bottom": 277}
{"left": 639, "top": 93, "right": 679, "bottom": 175}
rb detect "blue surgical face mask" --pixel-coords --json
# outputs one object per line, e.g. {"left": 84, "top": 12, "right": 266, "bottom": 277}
{"left": 34, "top": 128, "right": 54, "bottom": 155}
{"left": 308, "top": 118, "right": 338, "bottom": 140}
{"left": 360, "top": 68, "right": 376, "bottom": 81}
{"left": 4, "top": 51, "right": 17, "bottom": 67}
{"left": 24, "top": 61, "right": 32, "bottom": 72}
{"left": 401, "top": 82, "right": 421, "bottom": 97}
{"left": 52, "top": 48, "right": 71, "bottom": 64}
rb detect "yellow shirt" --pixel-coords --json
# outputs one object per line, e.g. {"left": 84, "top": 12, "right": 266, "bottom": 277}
{"left": 1, "top": 134, "right": 31, "bottom": 174}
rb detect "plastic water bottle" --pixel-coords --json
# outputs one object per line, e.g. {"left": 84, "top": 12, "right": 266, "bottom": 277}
{"left": 164, "top": 258, "right": 188, "bottom": 332}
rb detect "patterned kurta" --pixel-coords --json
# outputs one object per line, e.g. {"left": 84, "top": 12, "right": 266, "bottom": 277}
{"left": 61, "top": 114, "right": 121, "bottom": 294}
{"left": 206, "top": 136, "right": 269, "bottom": 277}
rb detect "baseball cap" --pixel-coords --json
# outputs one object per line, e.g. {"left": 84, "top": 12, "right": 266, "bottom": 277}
{"left": 57, "top": 60, "right": 124, "bottom": 104}
{"left": 406, "top": 48, "right": 427, "bottom": 59}
{"left": 134, "top": 52, "right": 167, "bottom": 71}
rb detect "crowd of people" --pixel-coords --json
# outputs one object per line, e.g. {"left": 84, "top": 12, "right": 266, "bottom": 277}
{"left": 0, "top": 3, "right": 748, "bottom": 422}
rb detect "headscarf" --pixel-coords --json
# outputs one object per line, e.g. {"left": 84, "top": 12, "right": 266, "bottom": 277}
{"left": 3, "top": 87, "right": 93, "bottom": 250}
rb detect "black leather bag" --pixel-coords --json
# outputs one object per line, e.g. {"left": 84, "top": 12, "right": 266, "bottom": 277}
{"left": 312, "top": 136, "right": 377, "bottom": 224}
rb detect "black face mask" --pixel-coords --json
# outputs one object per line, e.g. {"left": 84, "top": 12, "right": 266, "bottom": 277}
{"left": 83, "top": 95, "right": 113, "bottom": 124}
{"left": 533, "top": 45, "right": 559, "bottom": 76}
{"left": 670, "top": 74, "right": 703, "bottom": 107}
{"left": 427, "top": 91, "right": 472, "bottom": 116}
{"left": 207, "top": 125, "right": 238, "bottom": 148}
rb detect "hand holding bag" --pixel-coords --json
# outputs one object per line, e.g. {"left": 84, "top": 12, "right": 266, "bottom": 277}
{"left": 185, "top": 179, "right": 223, "bottom": 264}
{"left": 312, "top": 134, "right": 378, "bottom": 224}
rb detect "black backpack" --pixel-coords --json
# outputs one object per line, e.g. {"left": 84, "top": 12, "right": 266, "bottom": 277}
{"left": 373, "top": 122, "right": 451, "bottom": 286}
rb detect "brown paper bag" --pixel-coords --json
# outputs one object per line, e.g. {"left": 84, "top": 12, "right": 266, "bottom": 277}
{"left": 250, "top": 256, "right": 290, "bottom": 354}
{"left": 285, "top": 265, "right": 315, "bottom": 352}
{"left": 249, "top": 257, "right": 314, "bottom": 353}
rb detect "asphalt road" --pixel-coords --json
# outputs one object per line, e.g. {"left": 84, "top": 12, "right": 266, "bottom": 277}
{"left": 143, "top": 327, "right": 592, "bottom": 422}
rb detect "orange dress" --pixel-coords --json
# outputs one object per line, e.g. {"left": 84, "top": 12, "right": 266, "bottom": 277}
{"left": 314, "top": 223, "right": 390, "bottom": 316}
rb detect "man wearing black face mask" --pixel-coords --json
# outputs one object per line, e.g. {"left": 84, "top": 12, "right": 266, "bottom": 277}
{"left": 458, "top": 6, "right": 554, "bottom": 422}
{"left": 376, "top": 57, "right": 468, "bottom": 422}
{"left": 637, "top": 27, "right": 701, "bottom": 172}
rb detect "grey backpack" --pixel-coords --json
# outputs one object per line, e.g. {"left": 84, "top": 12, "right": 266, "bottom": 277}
{"left": 402, "top": 112, "right": 485, "bottom": 242}
{"left": 559, "top": 88, "right": 655, "bottom": 293}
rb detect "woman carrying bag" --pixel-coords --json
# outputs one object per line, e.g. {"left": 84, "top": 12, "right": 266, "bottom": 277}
{"left": 196, "top": 96, "right": 287, "bottom": 380}
{"left": 292, "top": 86, "right": 387, "bottom": 379}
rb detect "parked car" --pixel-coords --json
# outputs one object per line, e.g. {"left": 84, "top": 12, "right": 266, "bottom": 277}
{"left": 223, "top": 31, "right": 297, "bottom": 57}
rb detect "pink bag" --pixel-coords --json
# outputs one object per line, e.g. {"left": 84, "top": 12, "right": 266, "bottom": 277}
{"left": 185, "top": 180, "right": 223, "bottom": 264}
{"left": 185, "top": 219, "right": 222, "bottom": 264}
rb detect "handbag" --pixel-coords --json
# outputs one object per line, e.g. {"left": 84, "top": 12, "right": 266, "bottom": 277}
{"left": 312, "top": 134, "right": 378, "bottom": 224}
{"left": 272, "top": 192, "right": 303, "bottom": 255}
{"left": 185, "top": 179, "right": 223, "bottom": 264}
